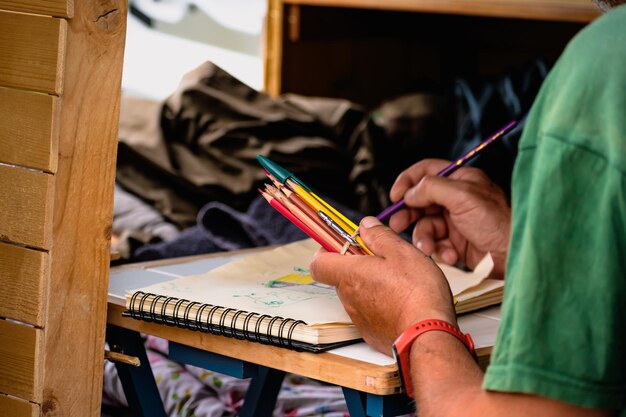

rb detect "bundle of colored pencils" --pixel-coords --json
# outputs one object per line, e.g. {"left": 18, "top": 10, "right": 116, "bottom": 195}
{"left": 257, "top": 155, "right": 372, "bottom": 255}
{"left": 256, "top": 121, "right": 518, "bottom": 257}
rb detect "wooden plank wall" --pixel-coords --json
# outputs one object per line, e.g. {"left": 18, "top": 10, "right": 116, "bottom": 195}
{"left": 0, "top": 0, "right": 72, "bottom": 17}
{"left": 0, "top": 11, "right": 66, "bottom": 94}
{"left": 0, "top": 394, "right": 38, "bottom": 417}
{"left": 0, "top": 88, "right": 59, "bottom": 172}
{"left": 0, "top": 0, "right": 126, "bottom": 415}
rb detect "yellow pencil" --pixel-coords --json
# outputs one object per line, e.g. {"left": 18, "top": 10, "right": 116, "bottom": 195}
{"left": 285, "top": 179, "right": 373, "bottom": 255}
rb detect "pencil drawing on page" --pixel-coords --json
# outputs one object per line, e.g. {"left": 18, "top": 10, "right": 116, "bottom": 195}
{"left": 232, "top": 266, "right": 337, "bottom": 307}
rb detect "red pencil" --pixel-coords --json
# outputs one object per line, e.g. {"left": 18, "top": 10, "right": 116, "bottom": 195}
{"left": 259, "top": 189, "right": 337, "bottom": 253}
{"left": 280, "top": 187, "right": 364, "bottom": 255}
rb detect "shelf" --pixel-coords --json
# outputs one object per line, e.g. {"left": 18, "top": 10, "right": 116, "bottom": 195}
{"left": 279, "top": 0, "right": 599, "bottom": 23}
{"left": 264, "top": 0, "right": 600, "bottom": 106}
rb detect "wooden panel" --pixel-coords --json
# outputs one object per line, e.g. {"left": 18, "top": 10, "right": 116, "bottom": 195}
{"left": 41, "top": 0, "right": 127, "bottom": 416}
{"left": 0, "top": 320, "right": 43, "bottom": 402}
{"left": 0, "top": 242, "right": 49, "bottom": 327}
{"left": 0, "top": 0, "right": 72, "bottom": 18}
{"left": 0, "top": 87, "right": 59, "bottom": 172}
{"left": 0, "top": 11, "right": 66, "bottom": 94}
{"left": 0, "top": 165, "right": 54, "bottom": 250}
{"left": 0, "top": 393, "right": 39, "bottom": 417}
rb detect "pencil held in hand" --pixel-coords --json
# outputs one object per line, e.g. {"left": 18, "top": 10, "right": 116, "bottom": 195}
{"left": 259, "top": 188, "right": 337, "bottom": 253}
{"left": 376, "top": 119, "right": 518, "bottom": 222}
{"left": 257, "top": 156, "right": 370, "bottom": 255}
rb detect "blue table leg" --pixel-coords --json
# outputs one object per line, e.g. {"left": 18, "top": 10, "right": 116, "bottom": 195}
{"left": 343, "top": 387, "right": 367, "bottom": 417}
{"left": 342, "top": 388, "right": 415, "bottom": 417}
{"left": 169, "top": 342, "right": 257, "bottom": 378}
{"left": 366, "top": 393, "right": 415, "bottom": 417}
{"left": 239, "top": 365, "right": 286, "bottom": 417}
{"left": 106, "top": 325, "right": 167, "bottom": 417}
{"left": 169, "top": 342, "right": 285, "bottom": 417}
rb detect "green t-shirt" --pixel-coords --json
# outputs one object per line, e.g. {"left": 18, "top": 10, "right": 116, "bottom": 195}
{"left": 483, "top": 5, "right": 626, "bottom": 412}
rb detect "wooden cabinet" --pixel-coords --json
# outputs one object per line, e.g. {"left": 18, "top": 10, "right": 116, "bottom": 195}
{"left": 264, "top": 0, "right": 600, "bottom": 108}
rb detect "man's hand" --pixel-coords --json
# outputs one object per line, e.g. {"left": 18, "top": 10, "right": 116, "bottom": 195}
{"left": 310, "top": 216, "right": 457, "bottom": 355}
{"left": 389, "top": 159, "right": 511, "bottom": 279}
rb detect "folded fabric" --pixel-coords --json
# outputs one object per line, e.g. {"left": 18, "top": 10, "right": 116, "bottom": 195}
{"left": 117, "top": 62, "right": 381, "bottom": 229}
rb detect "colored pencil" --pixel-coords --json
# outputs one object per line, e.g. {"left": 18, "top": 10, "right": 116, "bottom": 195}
{"left": 280, "top": 186, "right": 365, "bottom": 256}
{"left": 259, "top": 189, "right": 337, "bottom": 253}
{"left": 265, "top": 184, "right": 356, "bottom": 254}
{"left": 257, "top": 155, "right": 373, "bottom": 255}
{"left": 376, "top": 120, "right": 517, "bottom": 222}
{"left": 258, "top": 157, "right": 358, "bottom": 231}
{"left": 284, "top": 178, "right": 373, "bottom": 255}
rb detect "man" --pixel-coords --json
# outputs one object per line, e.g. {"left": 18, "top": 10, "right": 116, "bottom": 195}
{"left": 310, "top": 2, "right": 626, "bottom": 416}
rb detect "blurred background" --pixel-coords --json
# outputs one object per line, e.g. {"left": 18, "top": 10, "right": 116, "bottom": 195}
{"left": 122, "top": 0, "right": 265, "bottom": 100}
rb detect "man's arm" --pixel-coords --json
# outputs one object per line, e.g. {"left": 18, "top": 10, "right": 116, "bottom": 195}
{"left": 409, "top": 331, "right": 614, "bottom": 417}
{"left": 311, "top": 218, "right": 615, "bottom": 417}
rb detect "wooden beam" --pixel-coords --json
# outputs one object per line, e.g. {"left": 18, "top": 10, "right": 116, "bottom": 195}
{"left": 0, "top": 320, "right": 43, "bottom": 402}
{"left": 264, "top": 0, "right": 285, "bottom": 96}
{"left": 0, "top": 165, "right": 54, "bottom": 250}
{"left": 0, "top": 87, "right": 59, "bottom": 172}
{"left": 0, "top": 10, "right": 66, "bottom": 94}
{"left": 0, "top": 242, "right": 49, "bottom": 327}
{"left": 41, "top": 0, "right": 127, "bottom": 416}
{"left": 0, "top": 0, "right": 72, "bottom": 18}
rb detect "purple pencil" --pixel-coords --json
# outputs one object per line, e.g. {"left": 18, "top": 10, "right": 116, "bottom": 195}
{"left": 376, "top": 119, "right": 518, "bottom": 222}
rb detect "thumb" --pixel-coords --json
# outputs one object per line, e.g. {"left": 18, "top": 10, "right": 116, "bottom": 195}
{"left": 359, "top": 216, "right": 410, "bottom": 258}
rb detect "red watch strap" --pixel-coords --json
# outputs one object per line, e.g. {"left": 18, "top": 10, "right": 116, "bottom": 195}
{"left": 392, "top": 319, "right": 475, "bottom": 397}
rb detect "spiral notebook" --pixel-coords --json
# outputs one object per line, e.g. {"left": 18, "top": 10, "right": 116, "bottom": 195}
{"left": 124, "top": 239, "right": 501, "bottom": 352}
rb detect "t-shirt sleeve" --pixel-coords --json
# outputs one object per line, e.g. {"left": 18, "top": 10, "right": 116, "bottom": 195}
{"left": 482, "top": 134, "right": 626, "bottom": 409}
{"left": 483, "top": 7, "right": 626, "bottom": 411}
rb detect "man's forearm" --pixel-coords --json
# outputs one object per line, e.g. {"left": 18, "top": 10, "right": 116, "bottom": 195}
{"left": 408, "top": 332, "right": 613, "bottom": 417}
{"left": 410, "top": 331, "right": 484, "bottom": 416}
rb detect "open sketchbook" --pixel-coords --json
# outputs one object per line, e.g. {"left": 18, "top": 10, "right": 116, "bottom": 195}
{"left": 125, "top": 239, "right": 503, "bottom": 352}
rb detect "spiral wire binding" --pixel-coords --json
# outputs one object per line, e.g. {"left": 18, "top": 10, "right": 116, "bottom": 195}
{"left": 255, "top": 314, "right": 272, "bottom": 344}
{"left": 196, "top": 303, "right": 211, "bottom": 333}
{"left": 172, "top": 298, "right": 187, "bottom": 327}
{"left": 184, "top": 301, "right": 201, "bottom": 331}
{"left": 278, "top": 317, "right": 292, "bottom": 347}
{"left": 206, "top": 305, "right": 222, "bottom": 335}
{"left": 231, "top": 310, "right": 247, "bottom": 340}
{"left": 127, "top": 291, "right": 308, "bottom": 349}
{"left": 160, "top": 297, "right": 174, "bottom": 324}
{"left": 128, "top": 291, "right": 141, "bottom": 320}
{"left": 242, "top": 311, "right": 258, "bottom": 341}
{"left": 149, "top": 295, "right": 165, "bottom": 322}
{"left": 219, "top": 308, "right": 236, "bottom": 337}
{"left": 266, "top": 316, "right": 282, "bottom": 346}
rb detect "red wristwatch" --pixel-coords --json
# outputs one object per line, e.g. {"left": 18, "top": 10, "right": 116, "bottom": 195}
{"left": 392, "top": 319, "right": 475, "bottom": 398}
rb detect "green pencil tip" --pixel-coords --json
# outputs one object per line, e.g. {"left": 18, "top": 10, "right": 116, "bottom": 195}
{"left": 257, "top": 155, "right": 291, "bottom": 184}
{"left": 256, "top": 155, "right": 313, "bottom": 192}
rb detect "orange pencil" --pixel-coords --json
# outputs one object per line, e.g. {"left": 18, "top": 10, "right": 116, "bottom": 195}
{"left": 265, "top": 176, "right": 362, "bottom": 254}
{"left": 265, "top": 185, "right": 348, "bottom": 254}
{"left": 281, "top": 187, "right": 364, "bottom": 255}
{"left": 259, "top": 189, "right": 336, "bottom": 253}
